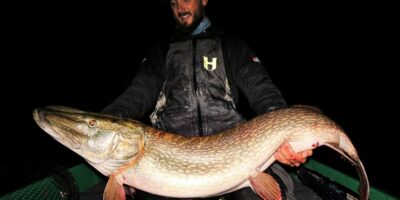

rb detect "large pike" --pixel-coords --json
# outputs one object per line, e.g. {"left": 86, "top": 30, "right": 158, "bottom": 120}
{"left": 32, "top": 105, "right": 369, "bottom": 200}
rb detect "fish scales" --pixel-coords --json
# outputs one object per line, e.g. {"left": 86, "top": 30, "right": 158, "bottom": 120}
{"left": 33, "top": 105, "right": 369, "bottom": 200}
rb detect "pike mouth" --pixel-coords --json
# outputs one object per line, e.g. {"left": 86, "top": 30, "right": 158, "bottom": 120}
{"left": 33, "top": 108, "right": 81, "bottom": 149}
{"left": 33, "top": 108, "right": 52, "bottom": 133}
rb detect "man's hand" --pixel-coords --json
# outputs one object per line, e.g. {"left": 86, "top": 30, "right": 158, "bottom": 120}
{"left": 274, "top": 143, "right": 312, "bottom": 167}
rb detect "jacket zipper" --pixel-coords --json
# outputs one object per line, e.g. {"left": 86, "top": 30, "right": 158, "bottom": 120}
{"left": 192, "top": 39, "right": 204, "bottom": 136}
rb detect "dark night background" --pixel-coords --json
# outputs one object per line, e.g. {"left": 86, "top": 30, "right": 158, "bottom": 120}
{"left": 3, "top": 3, "right": 397, "bottom": 198}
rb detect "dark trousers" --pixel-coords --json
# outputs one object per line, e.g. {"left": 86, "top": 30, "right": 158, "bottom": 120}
{"left": 134, "top": 187, "right": 261, "bottom": 200}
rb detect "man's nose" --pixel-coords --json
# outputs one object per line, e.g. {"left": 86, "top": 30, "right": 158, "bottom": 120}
{"left": 174, "top": 1, "right": 186, "bottom": 13}
{"left": 177, "top": 4, "right": 184, "bottom": 13}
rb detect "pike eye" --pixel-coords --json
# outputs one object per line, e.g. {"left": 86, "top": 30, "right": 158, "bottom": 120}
{"left": 88, "top": 120, "right": 97, "bottom": 127}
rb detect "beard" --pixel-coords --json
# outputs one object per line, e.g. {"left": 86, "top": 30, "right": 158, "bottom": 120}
{"left": 175, "top": 6, "right": 205, "bottom": 35}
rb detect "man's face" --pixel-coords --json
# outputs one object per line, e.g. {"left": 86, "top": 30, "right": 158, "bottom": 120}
{"left": 170, "top": 0, "right": 208, "bottom": 31}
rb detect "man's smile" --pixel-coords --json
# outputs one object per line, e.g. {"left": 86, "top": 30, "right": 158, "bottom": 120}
{"left": 179, "top": 12, "right": 192, "bottom": 23}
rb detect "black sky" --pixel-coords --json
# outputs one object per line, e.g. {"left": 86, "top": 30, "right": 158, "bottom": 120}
{"left": 4, "top": 3, "right": 397, "bottom": 198}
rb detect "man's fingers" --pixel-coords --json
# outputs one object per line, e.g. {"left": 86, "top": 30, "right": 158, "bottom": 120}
{"left": 286, "top": 144, "right": 313, "bottom": 164}
{"left": 275, "top": 143, "right": 314, "bottom": 167}
{"left": 276, "top": 143, "right": 314, "bottom": 166}
{"left": 276, "top": 143, "right": 299, "bottom": 166}
{"left": 274, "top": 145, "right": 295, "bottom": 166}
{"left": 295, "top": 150, "right": 312, "bottom": 164}
{"left": 274, "top": 151, "right": 294, "bottom": 167}
{"left": 281, "top": 143, "right": 303, "bottom": 166}
{"left": 302, "top": 150, "right": 313, "bottom": 158}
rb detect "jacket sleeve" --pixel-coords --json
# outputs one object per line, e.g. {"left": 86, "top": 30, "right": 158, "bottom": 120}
{"left": 231, "top": 38, "right": 287, "bottom": 115}
{"left": 101, "top": 46, "right": 163, "bottom": 119}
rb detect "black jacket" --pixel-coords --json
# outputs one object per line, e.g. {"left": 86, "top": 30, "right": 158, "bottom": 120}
{"left": 102, "top": 24, "right": 286, "bottom": 136}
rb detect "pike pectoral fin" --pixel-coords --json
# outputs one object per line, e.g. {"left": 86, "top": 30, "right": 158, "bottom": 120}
{"left": 292, "top": 105, "right": 323, "bottom": 113}
{"left": 249, "top": 172, "right": 282, "bottom": 200}
{"left": 103, "top": 175, "right": 126, "bottom": 200}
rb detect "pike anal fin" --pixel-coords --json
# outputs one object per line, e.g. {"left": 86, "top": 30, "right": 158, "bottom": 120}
{"left": 103, "top": 175, "right": 126, "bottom": 200}
{"left": 249, "top": 172, "right": 282, "bottom": 200}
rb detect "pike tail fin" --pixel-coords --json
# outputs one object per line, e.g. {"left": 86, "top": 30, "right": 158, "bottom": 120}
{"left": 356, "top": 159, "right": 369, "bottom": 200}
{"left": 249, "top": 172, "right": 282, "bottom": 200}
{"left": 325, "top": 143, "right": 370, "bottom": 200}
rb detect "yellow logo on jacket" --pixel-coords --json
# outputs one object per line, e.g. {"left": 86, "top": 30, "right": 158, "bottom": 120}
{"left": 203, "top": 56, "right": 217, "bottom": 71}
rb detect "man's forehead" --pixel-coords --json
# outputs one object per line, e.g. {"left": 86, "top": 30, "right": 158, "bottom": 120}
{"left": 168, "top": 0, "right": 199, "bottom": 3}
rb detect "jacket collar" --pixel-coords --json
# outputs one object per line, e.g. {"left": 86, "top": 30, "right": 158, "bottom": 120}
{"left": 170, "top": 18, "right": 223, "bottom": 42}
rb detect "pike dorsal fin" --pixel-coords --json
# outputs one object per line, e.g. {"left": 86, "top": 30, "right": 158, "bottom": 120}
{"left": 249, "top": 172, "right": 282, "bottom": 200}
{"left": 291, "top": 105, "right": 323, "bottom": 113}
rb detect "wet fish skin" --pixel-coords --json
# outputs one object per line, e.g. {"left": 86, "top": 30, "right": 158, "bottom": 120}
{"left": 32, "top": 105, "right": 369, "bottom": 200}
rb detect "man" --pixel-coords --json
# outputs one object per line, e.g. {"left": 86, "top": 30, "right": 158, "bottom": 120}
{"left": 102, "top": 0, "right": 313, "bottom": 199}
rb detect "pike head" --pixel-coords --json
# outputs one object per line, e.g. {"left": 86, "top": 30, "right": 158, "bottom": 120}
{"left": 33, "top": 106, "right": 145, "bottom": 176}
